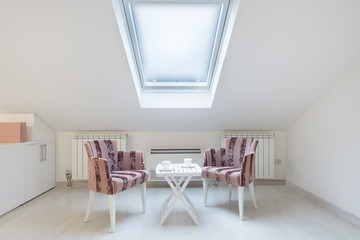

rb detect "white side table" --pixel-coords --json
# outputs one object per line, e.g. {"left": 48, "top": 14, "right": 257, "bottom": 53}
{"left": 156, "top": 163, "right": 202, "bottom": 225}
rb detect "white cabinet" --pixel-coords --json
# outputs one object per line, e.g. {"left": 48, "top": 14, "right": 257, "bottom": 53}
{"left": 41, "top": 142, "right": 55, "bottom": 192}
{"left": 26, "top": 141, "right": 55, "bottom": 201}
{"left": 0, "top": 114, "right": 56, "bottom": 216}
{"left": 0, "top": 141, "right": 55, "bottom": 215}
{"left": 0, "top": 144, "right": 26, "bottom": 216}
{"left": 26, "top": 144, "right": 42, "bottom": 200}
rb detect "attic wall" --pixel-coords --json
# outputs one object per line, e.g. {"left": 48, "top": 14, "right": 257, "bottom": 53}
{"left": 287, "top": 58, "right": 360, "bottom": 218}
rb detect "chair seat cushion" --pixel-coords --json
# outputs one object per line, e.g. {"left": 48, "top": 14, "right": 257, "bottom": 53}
{"left": 202, "top": 166, "right": 250, "bottom": 187}
{"left": 111, "top": 170, "right": 148, "bottom": 194}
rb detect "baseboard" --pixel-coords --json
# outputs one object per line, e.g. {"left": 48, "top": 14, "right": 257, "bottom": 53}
{"left": 56, "top": 179, "right": 286, "bottom": 189}
{"left": 147, "top": 180, "right": 203, "bottom": 188}
{"left": 286, "top": 181, "right": 360, "bottom": 229}
{"left": 56, "top": 181, "right": 88, "bottom": 188}
{"left": 56, "top": 180, "right": 202, "bottom": 189}
{"left": 147, "top": 179, "right": 285, "bottom": 188}
{"left": 255, "top": 179, "right": 285, "bottom": 185}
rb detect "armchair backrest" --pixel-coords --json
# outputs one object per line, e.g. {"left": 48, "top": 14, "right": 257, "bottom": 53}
{"left": 117, "top": 151, "right": 145, "bottom": 171}
{"left": 84, "top": 140, "right": 118, "bottom": 171}
{"left": 84, "top": 140, "right": 146, "bottom": 171}
{"left": 225, "top": 138, "right": 258, "bottom": 168}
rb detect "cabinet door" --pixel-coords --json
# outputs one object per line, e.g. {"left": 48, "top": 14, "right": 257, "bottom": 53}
{"left": 0, "top": 145, "right": 26, "bottom": 216}
{"left": 41, "top": 141, "right": 55, "bottom": 192}
{"left": 26, "top": 144, "right": 42, "bottom": 201}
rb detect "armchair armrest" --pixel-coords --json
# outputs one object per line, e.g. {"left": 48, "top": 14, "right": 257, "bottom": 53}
{"left": 203, "top": 148, "right": 228, "bottom": 167}
{"left": 117, "top": 151, "right": 145, "bottom": 171}
{"left": 240, "top": 152, "right": 256, "bottom": 185}
{"left": 88, "top": 157, "right": 114, "bottom": 195}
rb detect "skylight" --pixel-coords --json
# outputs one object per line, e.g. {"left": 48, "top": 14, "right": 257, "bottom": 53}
{"left": 126, "top": 1, "right": 226, "bottom": 89}
{"left": 112, "top": 0, "right": 240, "bottom": 107}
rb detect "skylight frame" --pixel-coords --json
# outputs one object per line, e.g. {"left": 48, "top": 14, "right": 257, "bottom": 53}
{"left": 121, "top": 0, "right": 230, "bottom": 91}
{"left": 112, "top": 0, "right": 240, "bottom": 108}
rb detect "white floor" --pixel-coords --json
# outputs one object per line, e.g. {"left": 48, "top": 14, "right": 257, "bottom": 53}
{"left": 1, "top": 184, "right": 360, "bottom": 240}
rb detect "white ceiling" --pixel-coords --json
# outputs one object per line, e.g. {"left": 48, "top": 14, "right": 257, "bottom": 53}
{"left": 1, "top": 0, "right": 360, "bottom": 131}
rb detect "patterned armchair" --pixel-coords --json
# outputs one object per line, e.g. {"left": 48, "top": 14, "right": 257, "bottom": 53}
{"left": 83, "top": 140, "right": 148, "bottom": 232}
{"left": 202, "top": 137, "right": 258, "bottom": 220}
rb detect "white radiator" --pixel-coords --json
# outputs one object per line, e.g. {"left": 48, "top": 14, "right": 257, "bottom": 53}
{"left": 146, "top": 148, "right": 203, "bottom": 181}
{"left": 222, "top": 133, "right": 275, "bottom": 179}
{"left": 71, "top": 133, "right": 127, "bottom": 180}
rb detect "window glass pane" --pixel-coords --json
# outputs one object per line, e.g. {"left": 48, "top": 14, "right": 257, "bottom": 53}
{"left": 130, "top": 3, "right": 222, "bottom": 86}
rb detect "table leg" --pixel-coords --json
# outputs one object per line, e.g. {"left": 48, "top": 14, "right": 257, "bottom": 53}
{"left": 176, "top": 176, "right": 199, "bottom": 225}
{"left": 159, "top": 175, "right": 199, "bottom": 225}
{"left": 159, "top": 176, "right": 182, "bottom": 225}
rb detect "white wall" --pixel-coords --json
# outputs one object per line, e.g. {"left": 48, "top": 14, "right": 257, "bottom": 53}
{"left": 55, "top": 132, "right": 74, "bottom": 182}
{"left": 287, "top": 59, "right": 360, "bottom": 218}
{"left": 56, "top": 131, "right": 286, "bottom": 181}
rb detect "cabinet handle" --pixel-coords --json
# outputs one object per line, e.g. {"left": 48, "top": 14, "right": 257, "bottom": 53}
{"left": 40, "top": 145, "right": 43, "bottom": 162}
{"left": 39, "top": 144, "right": 47, "bottom": 161}
{"left": 43, "top": 144, "right": 47, "bottom": 161}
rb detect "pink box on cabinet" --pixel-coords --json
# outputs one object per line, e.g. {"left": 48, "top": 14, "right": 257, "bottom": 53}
{"left": 0, "top": 122, "right": 27, "bottom": 143}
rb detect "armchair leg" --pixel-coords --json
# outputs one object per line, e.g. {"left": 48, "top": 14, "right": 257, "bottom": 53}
{"left": 84, "top": 190, "right": 95, "bottom": 223}
{"left": 202, "top": 178, "right": 208, "bottom": 207}
{"left": 249, "top": 182, "right": 258, "bottom": 209}
{"left": 141, "top": 182, "right": 146, "bottom": 213}
{"left": 108, "top": 195, "right": 116, "bottom": 233}
{"left": 238, "top": 186, "right": 244, "bottom": 220}
{"left": 228, "top": 184, "right": 232, "bottom": 200}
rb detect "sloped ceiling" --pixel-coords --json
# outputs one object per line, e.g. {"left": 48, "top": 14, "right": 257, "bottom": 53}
{"left": 1, "top": 0, "right": 360, "bottom": 131}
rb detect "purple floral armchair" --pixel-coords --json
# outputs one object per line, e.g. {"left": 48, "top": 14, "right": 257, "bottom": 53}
{"left": 83, "top": 140, "right": 148, "bottom": 232}
{"left": 202, "top": 137, "right": 258, "bottom": 220}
